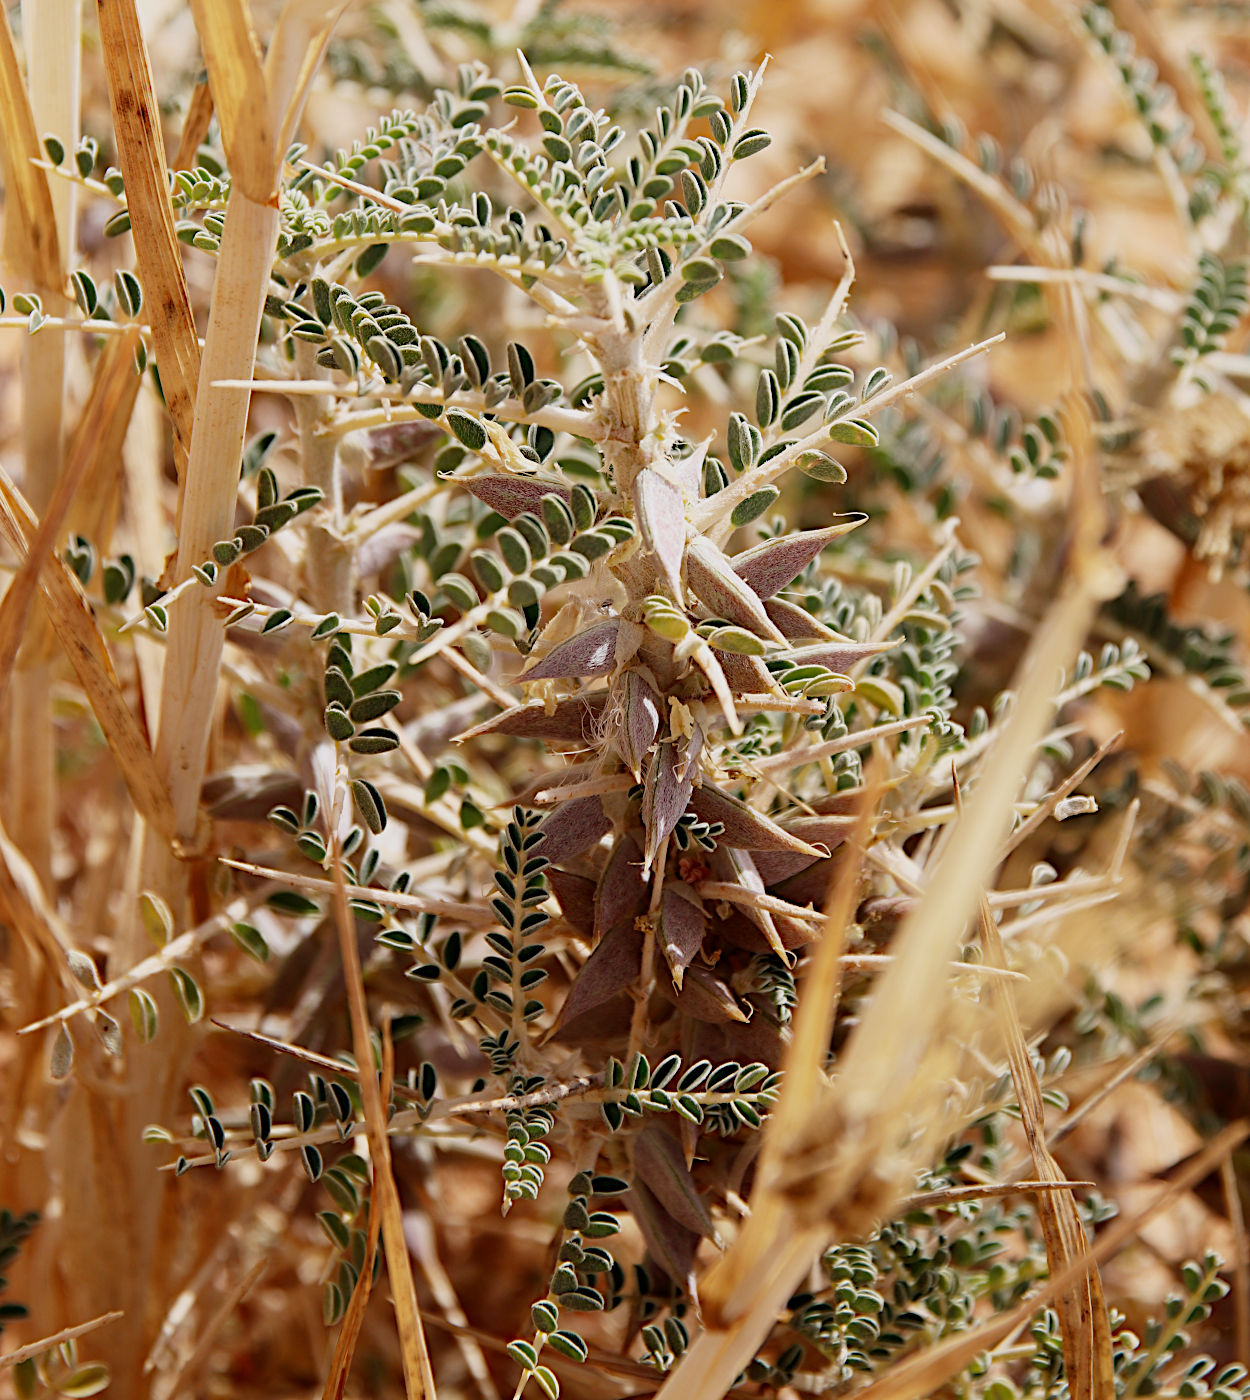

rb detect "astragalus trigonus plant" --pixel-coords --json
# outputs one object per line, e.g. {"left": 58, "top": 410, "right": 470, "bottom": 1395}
{"left": 4, "top": 6, "right": 1247, "bottom": 1400}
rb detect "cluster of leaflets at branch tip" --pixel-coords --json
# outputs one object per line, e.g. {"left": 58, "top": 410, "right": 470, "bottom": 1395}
{"left": 1107, "top": 582, "right": 1250, "bottom": 725}
{"left": 412, "top": 0, "right": 651, "bottom": 78}
{"left": 318, "top": 1150, "right": 378, "bottom": 1327}
{"left": 1134, "top": 759, "right": 1250, "bottom": 952}
{"left": 1083, "top": 1, "right": 1250, "bottom": 230}
{"left": 920, "top": 106, "right": 1070, "bottom": 240}
{"left": 962, "top": 392, "right": 1069, "bottom": 482}
{"left": 39, "top": 131, "right": 136, "bottom": 240}
{"left": 1190, "top": 50, "right": 1250, "bottom": 216}
{"left": 1171, "top": 252, "right": 1249, "bottom": 385}
{"left": 47, "top": 136, "right": 232, "bottom": 247}
{"left": 1080, "top": 5, "right": 1206, "bottom": 195}
{"left": 267, "top": 785, "right": 403, "bottom": 911}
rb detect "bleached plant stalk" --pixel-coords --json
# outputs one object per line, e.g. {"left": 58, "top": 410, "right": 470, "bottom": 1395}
{"left": 5, "top": 0, "right": 79, "bottom": 885}
{"left": 150, "top": 0, "right": 348, "bottom": 869}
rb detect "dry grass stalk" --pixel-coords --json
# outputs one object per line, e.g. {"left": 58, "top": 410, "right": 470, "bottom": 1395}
{"left": 972, "top": 849, "right": 1114, "bottom": 1400}
{"left": 0, "top": 327, "right": 141, "bottom": 687}
{"left": 1, "top": 2, "right": 70, "bottom": 887}
{"left": 171, "top": 79, "right": 215, "bottom": 173}
{"left": 325, "top": 756, "right": 435, "bottom": 1400}
{"left": 0, "top": 467, "right": 178, "bottom": 839}
{"left": 1221, "top": 1155, "right": 1250, "bottom": 1367}
{"left": 0, "top": 9, "right": 62, "bottom": 290}
{"left": 153, "top": 1, "right": 346, "bottom": 857}
{"left": 97, "top": 0, "right": 202, "bottom": 467}
{"left": 62, "top": 326, "right": 146, "bottom": 556}
{"left": 188, "top": 1, "right": 274, "bottom": 203}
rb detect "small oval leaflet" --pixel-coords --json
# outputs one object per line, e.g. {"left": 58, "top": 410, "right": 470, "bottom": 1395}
{"left": 730, "top": 486, "right": 779, "bottom": 528}
{"left": 50, "top": 1022, "right": 75, "bottom": 1080}
{"left": 351, "top": 778, "right": 388, "bottom": 833}
{"left": 130, "top": 988, "right": 160, "bottom": 1042}
{"left": 446, "top": 408, "right": 487, "bottom": 451}
{"left": 169, "top": 966, "right": 204, "bottom": 1023}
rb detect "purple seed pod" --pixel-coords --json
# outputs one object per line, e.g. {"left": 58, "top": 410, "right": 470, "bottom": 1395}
{"left": 532, "top": 796, "right": 612, "bottom": 863}
{"left": 711, "top": 648, "right": 775, "bottom": 695}
{"left": 455, "top": 693, "right": 608, "bottom": 744}
{"left": 708, "top": 845, "right": 789, "bottom": 959}
{"left": 523, "top": 619, "right": 623, "bottom": 682}
{"left": 657, "top": 881, "right": 707, "bottom": 987}
{"left": 618, "top": 670, "right": 662, "bottom": 778}
{"left": 730, "top": 516, "right": 866, "bottom": 598}
{"left": 689, "top": 784, "right": 824, "bottom": 854}
{"left": 593, "top": 833, "right": 647, "bottom": 940}
{"left": 633, "top": 1125, "right": 718, "bottom": 1240}
{"left": 546, "top": 866, "right": 596, "bottom": 936}
{"left": 781, "top": 639, "right": 894, "bottom": 672}
{"left": 642, "top": 736, "right": 696, "bottom": 876}
{"left": 626, "top": 1179, "right": 699, "bottom": 1293}
{"left": 461, "top": 473, "right": 570, "bottom": 518}
{"left": 634, "top": 467, "right": 686, "bottom": 599}
{"left": 763, "top": 596, "right": 840, "bottom": 642}
{"left": 546, "top": 920, "right": 642, "bottom": 1039}
{"left": 683, "top": 536, "right": 786, "bottom": 644}
{"left": 670, "top": 964, "right": 748, "bottom": 1024}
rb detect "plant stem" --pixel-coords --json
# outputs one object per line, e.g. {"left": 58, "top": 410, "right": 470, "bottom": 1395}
{"left": 293, "top": 340, "right": 354, "bottom": 613}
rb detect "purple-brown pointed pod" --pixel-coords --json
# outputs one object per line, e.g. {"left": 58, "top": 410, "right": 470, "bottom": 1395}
{"left": 546, "top": 867, "right": 596, "bottom": 936}
{"left": 642, "top": 725, "right": 701, "bottom": 876}
{"left": 627, "top": 1179, "right": 700, "bottom": 1296}
{"left": 531, "top": 796, "right": 612, "bottom": 863}
{"left": 522, "top": 619, "right": 624, "bottom": 682}
{"left": 670, "top": 963, "right": 749, "bottom": 1024}
{"left": 706, "top": 845, "right": 793, "bottom": 961}
{"left": 689, "top": 783, "right": 825, "bottom": 855}
{"left": 780, "top": 638, "right": 895, "bottom": 672}
{"left": 633, "top": 1124, "right": 720, "bottom": 1242}
{"left": 683, "top": 536, "right": 787, "bottom": 645}
{"left": 634, "top": 466, "right": 686, "bottom": 599}
{"left": 763, "top": 595, "right": 840, "bottom": 642}
{"left": 618, "top": 670, "right": 662, "bottom": 779}
{"left": 710, "top": 647, "right": 777, "bottom": 696}
{"left": 544, "top": 918, "right": 642, "bottom": 1045}
{"left": 729, "top": 515, "right": 867, "bottom": 598}
{"left": 461, "top": 473, "right": 570, "bottom": 518}
{"left": 657, "top": 881, "right": 707, "bottom": 988}
{"left": 455, "top": 693, "right": 608, "bottom": 744}
{"left": 593, "top": 833, "right": 648, "bottom": 940}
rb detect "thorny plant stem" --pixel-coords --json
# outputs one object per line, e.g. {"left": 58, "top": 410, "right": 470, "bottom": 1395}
{"left": 218, "top": 384, "right": 601, "bottom": 442}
